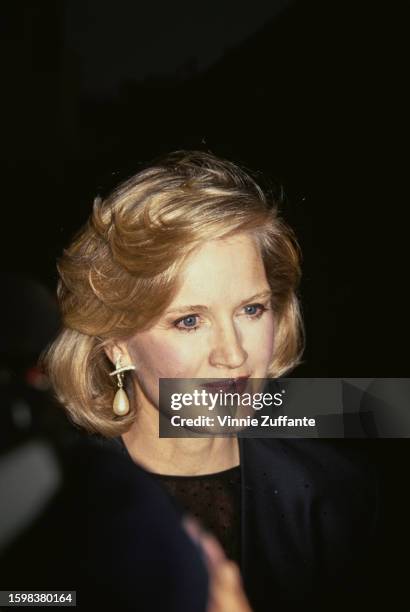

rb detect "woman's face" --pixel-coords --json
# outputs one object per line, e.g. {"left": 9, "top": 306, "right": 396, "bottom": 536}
{"left": 119, "top": 232, "right": 275, "bottom": 408}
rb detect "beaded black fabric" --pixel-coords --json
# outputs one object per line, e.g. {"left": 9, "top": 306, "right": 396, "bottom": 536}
{"left": 151, "top": 466, "right": 242, "bottom": 564}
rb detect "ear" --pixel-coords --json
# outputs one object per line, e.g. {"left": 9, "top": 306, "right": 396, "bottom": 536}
{"left": 103, "top": 340, "right": 131, "bottom": 368}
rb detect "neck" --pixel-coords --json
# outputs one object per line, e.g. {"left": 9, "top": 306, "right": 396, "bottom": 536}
{"left": 121, "top": 388, "right": 240, "bottom": 476}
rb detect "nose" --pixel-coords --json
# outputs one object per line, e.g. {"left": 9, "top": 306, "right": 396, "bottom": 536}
{"left": 209, "top": 317, "right": 248, "bottom": 371}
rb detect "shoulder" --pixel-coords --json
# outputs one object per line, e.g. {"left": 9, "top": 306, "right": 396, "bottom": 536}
{"left": 240, "top": 437, "right": 379, "bottom": 519}
{"left": 63, "top": 430, "right": 183, "bottom": 522}
{"left": 240, "top": 438, "right": 380, "bottom": 603}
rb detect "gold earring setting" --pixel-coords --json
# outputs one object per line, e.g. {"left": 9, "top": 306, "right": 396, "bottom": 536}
{"left": 109, "top": 357, "right": 136, "bottom": 416}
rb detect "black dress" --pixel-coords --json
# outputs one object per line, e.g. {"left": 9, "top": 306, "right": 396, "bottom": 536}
{"left": 113, "top": 435, "right": 380, "bottom": 612}
{"left": 152, "top": 466, "right": 242, "bottom": 564}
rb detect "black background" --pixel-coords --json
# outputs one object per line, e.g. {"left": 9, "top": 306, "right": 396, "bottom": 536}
{"left": 1, "top": 2, "right": 409, "bottom": 607}
{"left": 1, "top": 0, "right": 408, "bottom": 377}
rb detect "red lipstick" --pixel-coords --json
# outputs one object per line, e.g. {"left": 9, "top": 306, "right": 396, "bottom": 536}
{"left": 202, "top": 376, "right": 250, "bottom": 395}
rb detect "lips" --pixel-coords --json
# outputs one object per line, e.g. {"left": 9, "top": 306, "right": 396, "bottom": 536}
{"left": 202, "top": 376, "right": 250, "bottom": 395}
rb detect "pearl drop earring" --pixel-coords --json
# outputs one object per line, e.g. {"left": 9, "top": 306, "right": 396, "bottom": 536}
{"left": 109, "top": 356, "right": 136, "bottom": 416}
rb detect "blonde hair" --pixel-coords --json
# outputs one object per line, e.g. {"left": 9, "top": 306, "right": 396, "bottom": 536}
{"left": 42, "top": 151, "right": 304, "bottom": 437}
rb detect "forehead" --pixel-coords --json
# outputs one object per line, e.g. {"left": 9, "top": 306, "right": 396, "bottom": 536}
{"left": 172, "top": 233, "right": 268, "bottom": 302}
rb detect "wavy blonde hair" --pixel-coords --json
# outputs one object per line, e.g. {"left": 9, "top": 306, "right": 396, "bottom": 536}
{"left": 42, "top": 151, "right": 304, "bottom": 437}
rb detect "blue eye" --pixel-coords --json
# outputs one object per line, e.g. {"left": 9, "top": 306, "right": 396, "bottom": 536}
{"left": 181, "top": 316, "right": 197, "bottom": 327}
{"left": 245, "top": 305, "right": 258, "bottom": 315}
{"left": 174, "top": 315, "right": 199, "bottom": 332}
{"left": 244, "top": 304, "right": 267, "bottom": 317}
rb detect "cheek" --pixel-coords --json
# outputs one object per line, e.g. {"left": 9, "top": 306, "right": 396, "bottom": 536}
{"left": 127, "top": 334, "right": 199, "bottom": 378}
{"left": 265, "top": 318, "right": 276, "bottom": 361}
{"left": 248, "top": 314, "right": 275, "bottom": 364}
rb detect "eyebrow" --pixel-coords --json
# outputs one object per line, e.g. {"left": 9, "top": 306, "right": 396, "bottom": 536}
{"left": 165, "top": 290, "right": 272, "bottom": 315}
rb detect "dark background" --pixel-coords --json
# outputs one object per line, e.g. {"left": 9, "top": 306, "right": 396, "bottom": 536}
{"left": 1, "top": 0, "right": 407, "bottom": 378}
{"left": 0, "top": 1, "right": 409, "bottom": 607}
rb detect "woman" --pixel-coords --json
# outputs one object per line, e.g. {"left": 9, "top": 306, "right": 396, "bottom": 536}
{"left": 44, "top": 151, "right": 378, "bottom": 611}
